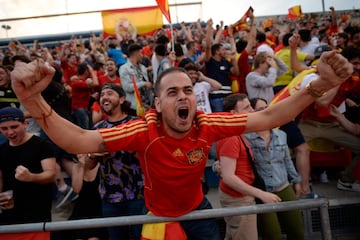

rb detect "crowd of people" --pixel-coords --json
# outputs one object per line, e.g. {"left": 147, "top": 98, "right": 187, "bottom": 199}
{"left": 0, "top": 5, "right": 359, "bottom": 240}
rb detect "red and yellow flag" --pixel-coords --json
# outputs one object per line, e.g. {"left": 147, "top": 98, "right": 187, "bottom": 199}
{"left": 141, "top": 221, "right": 187, "bottom": 240}
{"left": 156, "top": 0, "right": 171, "bottom": 23}
{"left": 287, "top": 5, "right": 304, "bottom": 19}
{"left": 131, "top": 75, "right": 146, "bottom": 117}
{"left": 223, "top": 6, "right": 253, "bottom": 36}
{"left": 233, "top": 6, "right": 253, "bottom": 31}
{"left": 270, "top": 68, "right": 317, "bottom": 106}
{"left": 101, "top": 6, "right": 163, "bottom": 38}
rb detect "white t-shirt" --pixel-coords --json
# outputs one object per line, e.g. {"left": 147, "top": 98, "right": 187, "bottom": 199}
{"left": 301, "top": 73, "right": 346, "bottom": 113}
{"left": 194, "top": 81, "right": 212, "bottom": 114}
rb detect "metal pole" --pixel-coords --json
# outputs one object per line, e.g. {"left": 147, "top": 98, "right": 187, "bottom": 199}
{"left": 0, "top": 199, "right": 330, "bottom": 234}
{"left": 319, "top": 204, "right": 332, "bottom": 240}
{"left": 322, "top": 0, "right": 325, "bottom": 12}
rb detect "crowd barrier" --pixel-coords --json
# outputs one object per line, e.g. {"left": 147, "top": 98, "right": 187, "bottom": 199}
{"left": 0, "top": 198, "right": 332, "bottom": 240}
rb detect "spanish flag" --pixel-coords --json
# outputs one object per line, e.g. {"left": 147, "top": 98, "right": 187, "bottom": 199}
{"left": 270, "top": 68, "right": 317, "bottom": 106}
{"left": 141, "top": 221, "right": 186, "bottom": 240}
{"left": 131, "top": 75, "right": 146, "bottom": 117}
{"left": 287, "top": 5, "right": 304, "bottom": 19}
{"left": 101, "top": 6, "right": 163, "bottom": 38}
{"left": 156, "top": 0, "right": 171, "bottom": 23}
{"left": 233, "top": 6, "right": 253, "bottom": 31}
{"left": 224, "top": 6, "right": 253, "bottom": 36}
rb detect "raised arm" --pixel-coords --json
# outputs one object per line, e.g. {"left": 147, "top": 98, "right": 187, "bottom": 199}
{"left": 198, "top": 71, "right": 222, "bottom": 91}
{"left": 214, "top": 21, "right": 224, "bottom": 44}
{"left": 245, "top": 12, "right": 257, "bottom": 54}
{"left": 289, "top": 33, "right": 309, "bottom": 73}
{"left": 245, "top": 50, "right": 353, "bottom": 132}
{"left": 228, "top": 25, "right": 240, "bottom": 76}
{"left": 205, "top": 19, "right": 214, "bottom": 62}
{"left": 181, "top": 22, "right": 194, "bottom": 42}
{"left": 11, "top": 60, "right": 105, "bottom": 154}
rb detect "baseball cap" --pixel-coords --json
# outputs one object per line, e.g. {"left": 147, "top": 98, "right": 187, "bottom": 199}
{"left": 101, "top": 84, "right": 126, "bottom": 97}
{"left": 314, "top": 45, "right": 332, "bottom": 59}
{"left": 0, "top": 107, "right": 25, "bottom": 123}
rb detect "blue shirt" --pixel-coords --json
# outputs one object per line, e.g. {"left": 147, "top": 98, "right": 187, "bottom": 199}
{"left": 107, "top": 47, "right": 127, "bottom": 66}
{"left": 245, "top": 129, "right": 301, "bottom": 192}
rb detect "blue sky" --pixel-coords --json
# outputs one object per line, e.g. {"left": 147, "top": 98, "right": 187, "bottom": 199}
{"left": 0, "top": 0, "right": 359, "bottom": 39}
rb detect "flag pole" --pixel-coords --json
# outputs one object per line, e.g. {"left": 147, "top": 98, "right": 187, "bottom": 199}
{"left": 170, "top": 22, "right": 174, "bottom": 52}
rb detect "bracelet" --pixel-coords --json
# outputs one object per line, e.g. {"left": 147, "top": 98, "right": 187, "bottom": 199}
{"left": 305, "top": 81, "right": 326, "bottom": 98}
{"left": 87, "top": 153, "right": 99, "bottom": 161}
{"left": 33, "top": 108, "right": 53, "bottom": 129}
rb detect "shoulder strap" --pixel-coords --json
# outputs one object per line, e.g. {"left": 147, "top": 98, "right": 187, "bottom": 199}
{"left": 239, "top": 135, "right": 253, "bottom": 162}
{"left": 239, "top": 136, "right": 258, "bottom": 171}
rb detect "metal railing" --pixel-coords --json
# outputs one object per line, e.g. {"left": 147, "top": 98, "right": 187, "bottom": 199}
{"left": 0, "top": 198, "right": 331, "bottom": 240}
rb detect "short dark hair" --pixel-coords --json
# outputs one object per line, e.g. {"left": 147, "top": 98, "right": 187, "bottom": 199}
{"left": 183, "top": 62, "right": 199, "bottom": 72}
{"left": 256, "top": 32, "right": 266, "bottom": 42}
{"left": 77, "top": 62, "right": 88, "bottom": 75}
{"left": 282, "top": 33, "right": 293, "bottom": 47}
{"left": 211, "top": 43, "right": 222, "bottom": 56}
{"left": 174, "top": 43, "right": 184, "bottom": 57}
{"left": 155, "top": 44, "right": 167, "bottom": 57}
{"left": 223, "top": 93, "right": 249, "bottom": 112}
{"left": 154, "top": 67, "right": 190, "bottom": 97}
{"left": 236, "top": 39, "right": 248, "bottom": 53}
{"left": 249, "top": 97, "right": 267, "bottom": 109}
{"left": 341, "top": 46, "right": 360, "bottom": 62}
{"left": 156, "top": 35, "right": 169, "bottom": 45}
{"left": 128, "top": 44, "right": 142, "bottom": 56}
{"left": 337, "top": 32, "right": 349, "bottom": 44}
{"left": 186, "top": 41, "right": 196, "bottom": 50}
{"left": 298, "top": 29, "right": 311, "bottom": 42}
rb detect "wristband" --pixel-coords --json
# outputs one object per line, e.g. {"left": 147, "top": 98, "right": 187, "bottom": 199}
{"left": 305, "top": 81, "right": 326, "bottom": 98}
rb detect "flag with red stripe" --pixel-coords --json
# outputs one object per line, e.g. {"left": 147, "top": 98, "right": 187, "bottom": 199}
{"left": 156, "top": 0, "right": 171, "bottom": 23}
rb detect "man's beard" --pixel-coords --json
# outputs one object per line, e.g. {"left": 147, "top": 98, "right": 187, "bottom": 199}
{"left": 102, "top": 108, "right": 113, "bottom": 115}
{"left": 101, "top": 101, "right": 120, "bottom": 116}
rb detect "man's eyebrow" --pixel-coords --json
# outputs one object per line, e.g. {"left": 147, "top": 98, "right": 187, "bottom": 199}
{"left": 166, "top": 86, "right": 177, "bottom": 91}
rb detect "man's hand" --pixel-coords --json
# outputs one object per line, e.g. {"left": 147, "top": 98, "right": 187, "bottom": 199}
{"left": 15, "top": 165, "right": 33, "bottom": 182}
{"left": 316, "top": 51, "right": 353, "bottom": 90}
{"left": 11, "top": 59, "right": 55, "bottom": 102}
{"left": 259, "top": 191, "right": 282, "bottom": 204}
{"left": 289, "top": 33, "right": 300, "bottom": 50}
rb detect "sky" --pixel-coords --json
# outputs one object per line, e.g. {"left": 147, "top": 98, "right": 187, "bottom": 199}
{"left": 0, "top": 0, "right": 359, "bottom": 40}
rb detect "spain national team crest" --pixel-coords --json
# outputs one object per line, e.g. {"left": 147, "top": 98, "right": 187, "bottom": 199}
{"left": 187, "top": 148, "right": 205, "bottom": 165}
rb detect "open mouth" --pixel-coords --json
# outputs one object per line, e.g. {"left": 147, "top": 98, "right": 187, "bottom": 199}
{"left": 178, "top": 108, "right": 189, "bottom": 120}
{"left": 102, "top": 101, "right": 111, "bottom": 107}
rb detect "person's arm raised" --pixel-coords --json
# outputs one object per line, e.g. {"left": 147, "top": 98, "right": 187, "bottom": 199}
{"left": 11, "top": 59, "right": 105, "bottom": 154}
{"left": 244, "top": 50, "right": 353, "bottom": 133}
